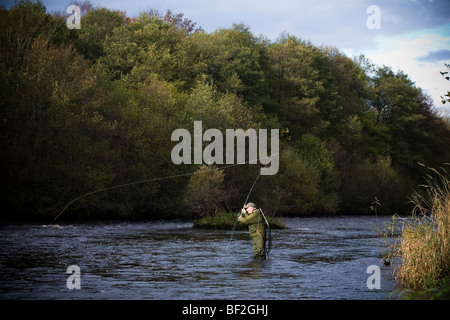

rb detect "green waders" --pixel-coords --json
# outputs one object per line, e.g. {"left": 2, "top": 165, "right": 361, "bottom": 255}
{"left": 238, "top": 209, "right": 266, "bottom": 260}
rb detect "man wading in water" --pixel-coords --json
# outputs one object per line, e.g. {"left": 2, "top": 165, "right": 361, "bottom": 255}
{"left": 238, "top": 202, "right": 267, "bottom": 260}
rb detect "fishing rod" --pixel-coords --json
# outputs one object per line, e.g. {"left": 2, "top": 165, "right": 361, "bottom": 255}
{"left": 52, "top": 154, "right": 276, "bottom": 223}
{"left": 225, "top": 159, "right": 272, "bottom": 252}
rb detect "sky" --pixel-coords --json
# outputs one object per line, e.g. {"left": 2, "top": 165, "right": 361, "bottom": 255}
{"left": 4, "top": 0, "right": 450, "bottom": 111}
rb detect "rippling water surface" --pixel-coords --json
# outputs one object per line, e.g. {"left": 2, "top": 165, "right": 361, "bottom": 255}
{"left": 0, "top": 216, "right": 397, "bottom": 299}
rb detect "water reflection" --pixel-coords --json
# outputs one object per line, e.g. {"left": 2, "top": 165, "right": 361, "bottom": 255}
{"left": 239, "top": 259, "right": 266, "bottom": 280}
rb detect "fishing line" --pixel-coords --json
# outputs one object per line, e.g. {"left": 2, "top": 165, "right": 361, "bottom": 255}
{"left": 52, "top": 154, "right": 277, "bottom": 223}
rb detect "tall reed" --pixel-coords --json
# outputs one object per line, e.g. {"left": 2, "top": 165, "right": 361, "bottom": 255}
{"left": 394, "top": 164, "right": 450, "bottom": 295}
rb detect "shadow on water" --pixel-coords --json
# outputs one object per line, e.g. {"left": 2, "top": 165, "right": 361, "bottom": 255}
{"left": 0, "top": 216, "right": 398, "bottom": 299}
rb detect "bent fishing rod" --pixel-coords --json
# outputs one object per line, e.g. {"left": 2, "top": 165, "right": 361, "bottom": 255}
{"left": 225, "top": 160, "right": 271, "bottom": 251}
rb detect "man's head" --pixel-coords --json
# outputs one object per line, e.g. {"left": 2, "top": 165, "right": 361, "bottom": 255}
{"left": 244, "top": 202, "right": 256, "bottom": 213}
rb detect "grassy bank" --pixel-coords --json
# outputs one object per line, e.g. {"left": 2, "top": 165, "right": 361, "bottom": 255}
{"left": 386, "top": 165, "right": 450, "bottom": 299}
{"left": 193, "top": 212, "right": 287, "bottom": 230}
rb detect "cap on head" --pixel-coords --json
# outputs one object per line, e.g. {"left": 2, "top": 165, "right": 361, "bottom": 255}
{"left": 244, "top": 202, "right": 256, "bottom": 209}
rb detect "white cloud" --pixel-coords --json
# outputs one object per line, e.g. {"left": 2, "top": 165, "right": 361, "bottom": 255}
{"left": 362, "top": 29, "right": 450, "bottom": 109}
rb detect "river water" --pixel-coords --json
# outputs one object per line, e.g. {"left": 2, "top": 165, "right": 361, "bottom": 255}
{"left": 0, "top": 216, "right": 398, "bottom": 300}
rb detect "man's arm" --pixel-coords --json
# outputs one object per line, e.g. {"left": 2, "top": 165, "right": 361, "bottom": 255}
{"left": 237, "top": 209, "right": 260, "bottom": 225}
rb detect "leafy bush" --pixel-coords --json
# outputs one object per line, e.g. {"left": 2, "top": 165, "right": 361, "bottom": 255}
{"left": 184, "top": 165, "right": 229, "bottom": 217}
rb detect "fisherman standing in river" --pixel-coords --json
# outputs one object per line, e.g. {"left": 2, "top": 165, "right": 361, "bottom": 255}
{"left": 238, "top": 202, "right": 267, "bottom": 260}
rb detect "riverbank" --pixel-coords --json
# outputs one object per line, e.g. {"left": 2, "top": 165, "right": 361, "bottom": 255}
{"left": 193, "top": 212, "right": 287, "bottom": 229}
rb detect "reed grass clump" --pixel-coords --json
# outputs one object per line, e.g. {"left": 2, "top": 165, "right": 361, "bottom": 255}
{"left": 394, "top": 164, "right": 450, "bottom": 298}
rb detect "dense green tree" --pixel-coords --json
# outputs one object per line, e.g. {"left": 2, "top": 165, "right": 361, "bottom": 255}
{"left": 339, "top": 156, "right": 412, "bottom": 214}
{"left": 264, "top": 34, "right": 328, "bottom": 138}
{"left": 262, "top": 146, "right": 320, "bottom": 215}
{"left": 294, "top": 134, "right": 340, "bottom": 213}
{"left": 323, "top": 49, "right": 373, "bottom": 146}
{"left": 1, "top": 1, "right": 450, "bottom": 219}
{"left": 73, "top": 7, "right": 125, "bottom": 61}
{"left": 371, "top": 67, "right": 449, "bottom": 178}
{"left": 0, "top": 35, "right": 115, "bottom": 218}
{"left": 194, "top": 24, "right": 270, "bottom": 107}
{"left": 96, "top": 10, "right": 206, "bottom": 90}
